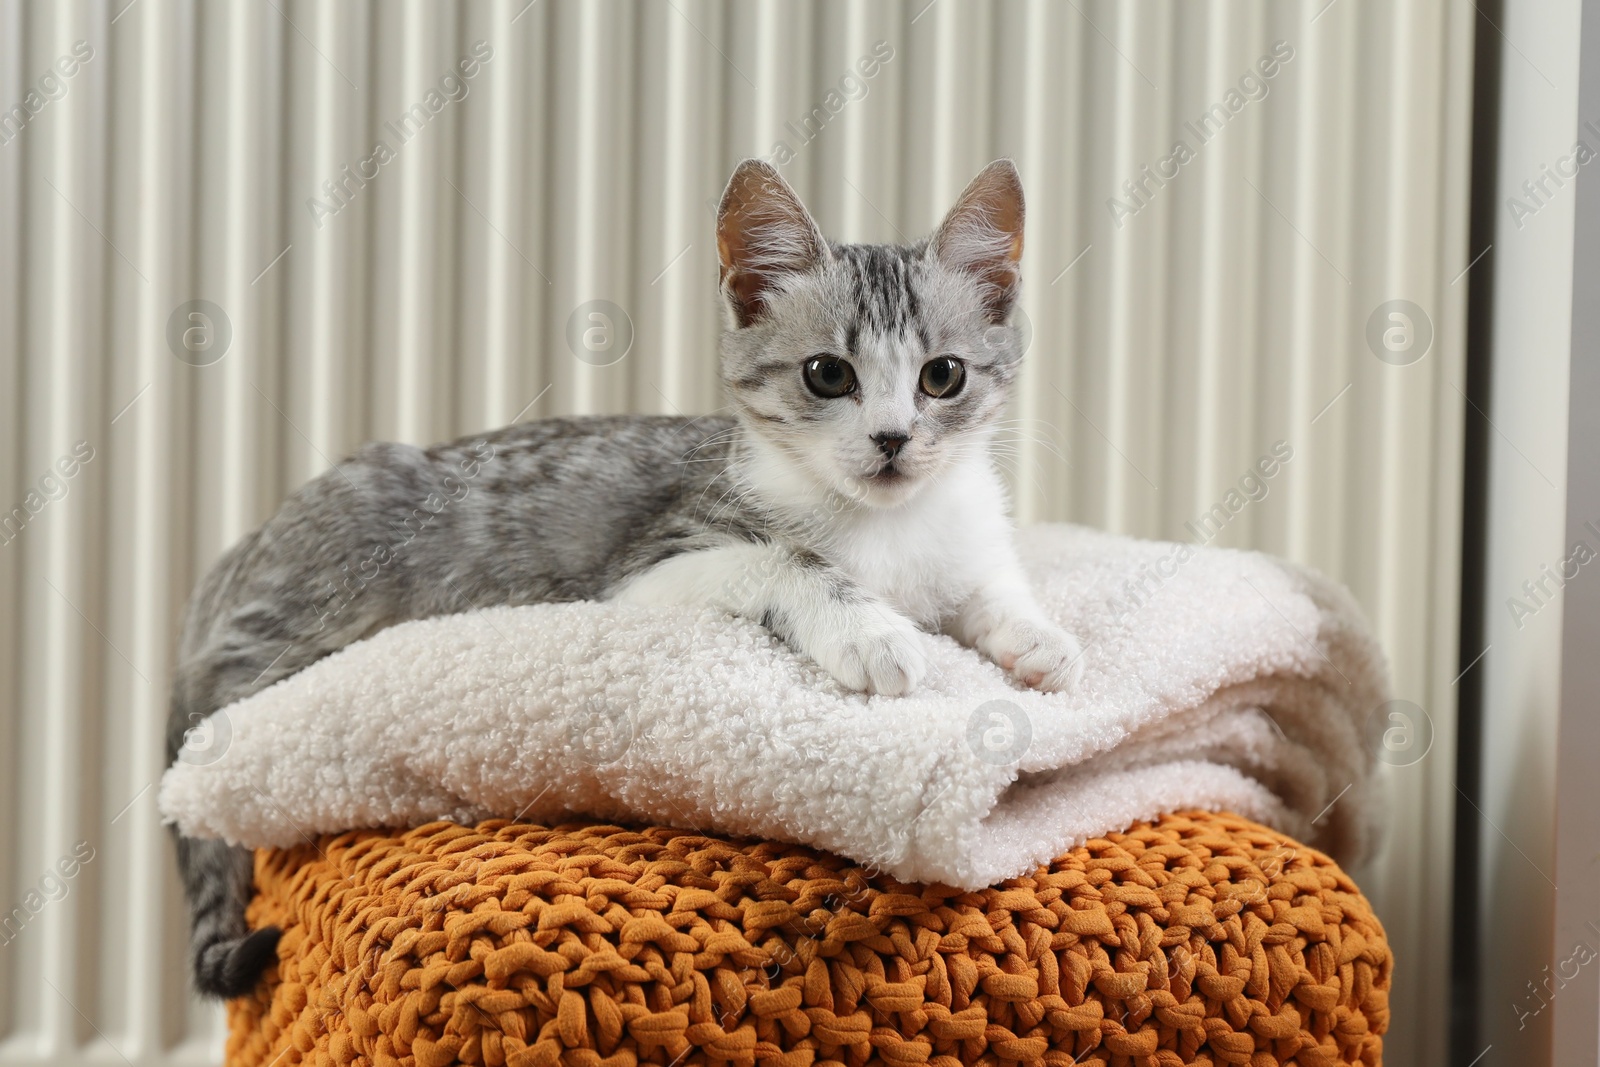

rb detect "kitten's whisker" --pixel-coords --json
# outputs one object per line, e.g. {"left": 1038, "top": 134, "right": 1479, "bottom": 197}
{"left": 716, "top": 487, "right": 763, "bottom": 533}
{"left": 991, "top": 417, "right": 1067, "bottom": 435}
{"left": 701, "top": 471, "right": 757, "bottom": 528}
{"left": 692, "top": 461, "right": 746, "bottom": 519}
{"left": 991, "top": 418, "right": 1063, "bottom": 430}
{"left": 707, "top": 484, "right": 763, "bottom": 536}
{"left": 988, "top": 453, "right": 1055, "bottom": 503}
{"left": 987, "top": 433, "right": 1067, "bottom": 463}
{"left": 681, "top": 433, "right": 739, "bottom": 457}
{"left": 989, "top": 424, "right": 1066, "bottom": 445}
{"left": 990, "top": 423, "right": 1066, "bottom": 446}
{"left": 704, "top": 482, "right": 742, "bottom": 522}
{"left": 679, "top": 426, "right": 742, "bottom": 461}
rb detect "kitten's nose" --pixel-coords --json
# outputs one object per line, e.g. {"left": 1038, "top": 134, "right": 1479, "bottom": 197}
{"left": 871, "top": 432, "right": 909, "bottom": 459}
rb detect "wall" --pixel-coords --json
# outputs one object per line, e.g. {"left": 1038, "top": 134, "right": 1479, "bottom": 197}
{"left": 0, "top": 1, "right": 1475, "bottom": 1063}
{"left": 1468, "top": 0, "right": 1586, "bottom": 1062}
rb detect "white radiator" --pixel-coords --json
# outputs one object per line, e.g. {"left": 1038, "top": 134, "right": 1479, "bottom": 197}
{"left": 0, "top": 1, "right": 1474, "bottom": 1063}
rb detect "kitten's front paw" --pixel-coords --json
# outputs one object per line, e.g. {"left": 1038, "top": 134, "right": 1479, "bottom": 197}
{"left": 809, "top": 612, "right": 928, "bottom": 696}
{"left": 978, "top": 617, "right": 1085, "bottom": 692}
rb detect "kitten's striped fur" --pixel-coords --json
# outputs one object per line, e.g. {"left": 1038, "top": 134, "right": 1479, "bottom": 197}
{"left": 168, "top": 159, "right": 1082, "bottom": 997}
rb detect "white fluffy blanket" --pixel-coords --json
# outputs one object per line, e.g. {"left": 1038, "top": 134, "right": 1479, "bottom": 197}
{"left": 159, "top": 524, "right": 1387, "bottom": 889}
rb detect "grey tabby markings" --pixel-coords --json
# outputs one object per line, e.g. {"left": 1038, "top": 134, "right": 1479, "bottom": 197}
{"left": 170, "top": 158, "right": 1031, "bottom": 997}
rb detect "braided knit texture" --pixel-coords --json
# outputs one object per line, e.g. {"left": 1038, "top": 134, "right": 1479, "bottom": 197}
{"left": 226, "top": 811, "right": 1389, "bottom": 1067}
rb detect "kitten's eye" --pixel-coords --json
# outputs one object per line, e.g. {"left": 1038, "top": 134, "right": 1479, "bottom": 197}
{"left": 919, "top": 356, "right": 966, "bottom": 398}
{"left": 803, "top": 356, "right": 857, "bottom": 398}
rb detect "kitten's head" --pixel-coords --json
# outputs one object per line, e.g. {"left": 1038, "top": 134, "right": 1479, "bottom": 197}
{"left": 715, "top": 159, "right": 1026, "bottom": 508}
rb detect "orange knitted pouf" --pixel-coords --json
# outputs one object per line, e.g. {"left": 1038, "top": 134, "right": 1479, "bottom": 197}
{"left": 225, "top": 811, "right": 1391, "bottom": 1067}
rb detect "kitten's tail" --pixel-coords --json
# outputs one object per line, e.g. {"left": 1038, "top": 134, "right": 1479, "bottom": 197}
{"left": 168, "top": 640, "right": 283, "bottom": 999}
{"left": 173, "top": 833, "right": 281, "bottom": 998}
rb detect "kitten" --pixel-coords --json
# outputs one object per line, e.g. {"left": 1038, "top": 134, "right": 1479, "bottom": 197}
{"left": 166, "top": 158, "right": 1084, "bottom": 998}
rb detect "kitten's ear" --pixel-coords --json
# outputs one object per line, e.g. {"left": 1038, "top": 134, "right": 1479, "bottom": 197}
{"left": 929, "top": 159, "right": 1026, "bottom": 323}
{"left": 716, "top": 160, "right": 827, "bottom": 327}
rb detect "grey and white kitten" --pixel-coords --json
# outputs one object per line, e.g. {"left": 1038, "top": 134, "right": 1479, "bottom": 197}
{"left": 167, "top": 158, "right": 1083, "bottom": 998}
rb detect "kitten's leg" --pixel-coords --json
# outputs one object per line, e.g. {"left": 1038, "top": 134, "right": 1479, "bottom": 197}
{"left": 946, "top": 564, "right": 1085, "bottom": 692}
{"left": 612, "top": 543, "right": 928, "bottom": 695}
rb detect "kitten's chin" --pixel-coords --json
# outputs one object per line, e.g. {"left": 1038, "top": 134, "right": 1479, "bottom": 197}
{"left": 845, "top": 469, "right": 928, "bottom": 508}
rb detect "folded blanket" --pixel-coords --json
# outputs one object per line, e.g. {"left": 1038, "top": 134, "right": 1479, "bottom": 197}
{"left": 159, "top": 524, "right": 1388, "bottom": 889}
